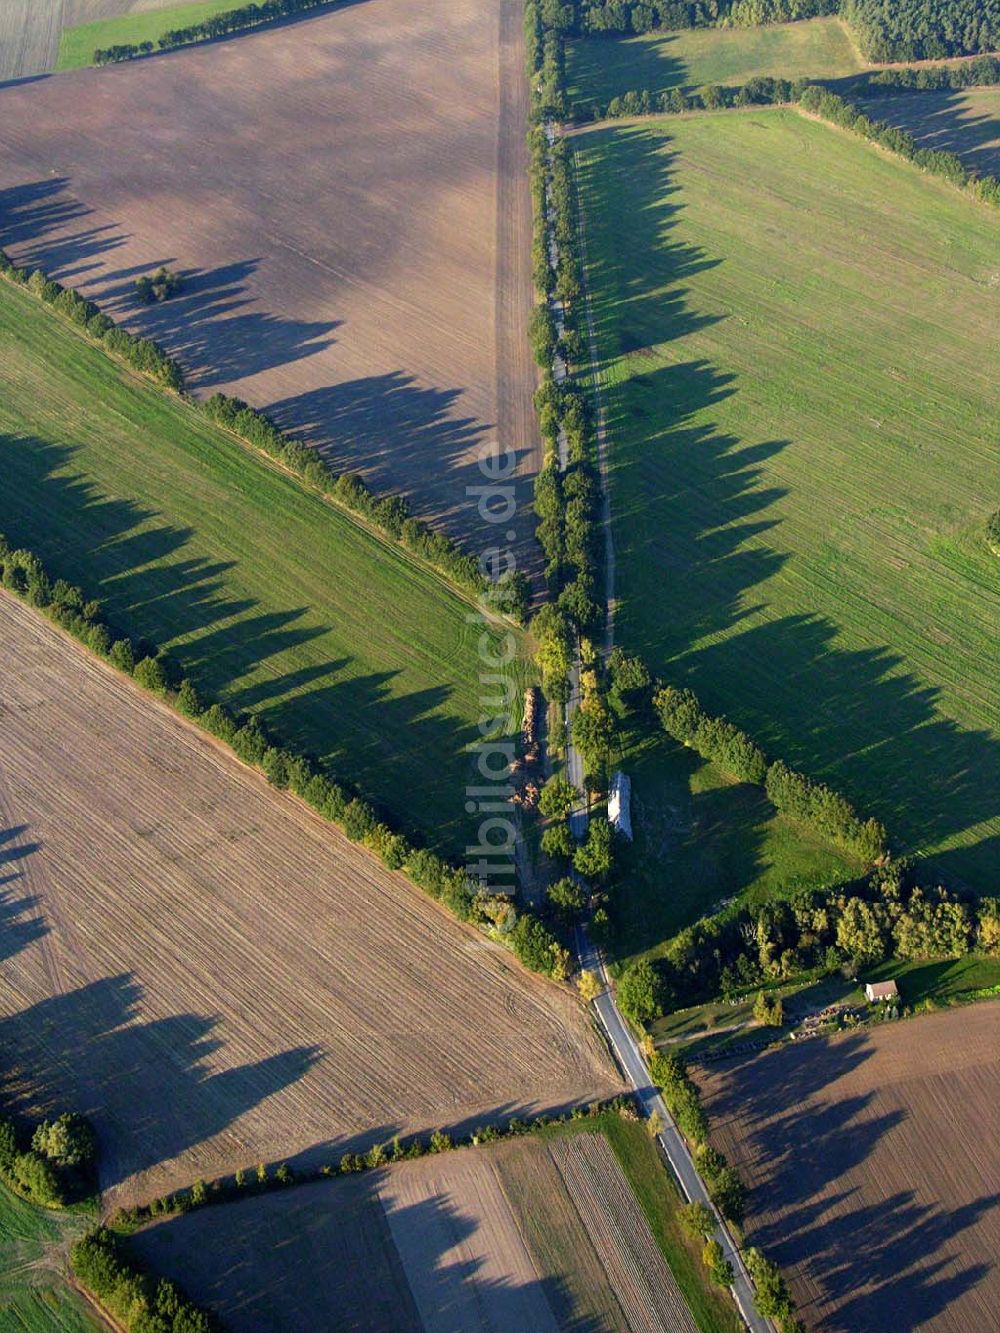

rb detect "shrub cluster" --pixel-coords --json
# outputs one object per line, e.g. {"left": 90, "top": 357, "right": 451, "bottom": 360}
{"left": 0, "top": 535, "right": 562, "bottom": 978}
{"left": 94, "top": 0, "right": 336, "bottom": 64}
{"left": 841, "top": 0, "right": 1000, "bottom": 62}
{"left": 0, "top": 1112, "right": 96, "bottom": 1208}
{"left": 135, "top": 266, "right": 183, "bottom": 304}
{"left": 110, "top": 1096, "right": 640, "bottom": 1231}
{"left": 71, "top": 1229, "right": 215, "bottom": 1333}
{"left": 654, "top": 685, "right": 887, "bottom": 860}
{"left": 0, "top": 250, "right": 183, "bottom": 390}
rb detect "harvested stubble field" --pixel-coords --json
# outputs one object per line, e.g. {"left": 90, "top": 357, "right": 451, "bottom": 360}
{"left": 567, "top": 16, "right": 866, "bottom": 110}
{"left": 698, "top": 1004, "right": 1000, "bottom": 1332}
{"left": 856, "top": 87, "right": 1000, "bottom": 176}
{"left": 0, "top": 273, "right": 521, "bottom": 853}
{"left": 574, "top": 109, "right": 1000, "bottom": 889}
{"left": 0, "top": 592, "right": 617, "bottom": 1212}
{"left": 0, "top": 0, "right": 539, "bottom": 566}
{"left": 130, "top": 1126, "right": 698, "bottom": 1331}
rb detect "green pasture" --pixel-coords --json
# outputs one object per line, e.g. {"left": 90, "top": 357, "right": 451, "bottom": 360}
{"left": 609, "top": 724, "right": 859, "bottom": 968}
{"left": 57, "top": 2, "right": 241, "bottom": 70}
{"left": 567, "top": 16, "right": 864, "bottom": 109}
{"left": 0, "top": 1182, "right": 98, "bottom": 1332}
{"left": 575, "top": 109, "right": 999, "bottom": 891}
{"left": 0, "top": 277, "right": 527, "bottom": 854}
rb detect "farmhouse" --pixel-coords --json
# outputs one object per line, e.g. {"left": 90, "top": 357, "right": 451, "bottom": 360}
{"left": 609, "top": 771, "right": 632, "bottom": 840}
{"left": 865, "top": 979, "right": 899, "bottom": 1003}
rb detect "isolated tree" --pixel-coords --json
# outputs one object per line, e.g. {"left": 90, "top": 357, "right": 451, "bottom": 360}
{"left": 577, "top": 970, "right": 603, "bottom": 1002}
{"left": 616, "top": 958, "right": 664, "bottom": 1024}
{"left": 573, "top": 817, "right": 613, "bottom": 880}
{"left": 541, "top": 819, "right": 575, "bottom": 861}
{"left": 547, "top": 875, "right": 585, "bottom": 921}
{"left": 538, "top": 774, "right": 580, "bottom": 820}
{"left": 703, "top": 1238, "right": 734, "bottom": 1287}
{"left": 680, "top": 1201, "right": 716, "bottom": 1240}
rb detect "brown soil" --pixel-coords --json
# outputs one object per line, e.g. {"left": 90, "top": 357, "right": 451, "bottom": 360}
{"left": 0, "top": 592, "right": 618, "bottom": 1211}
{"left": 0, "top": 0, "right": 540, "bottom": 571}
{"left": 697, "top": 1005, "right": 1000, "bottom": 1332}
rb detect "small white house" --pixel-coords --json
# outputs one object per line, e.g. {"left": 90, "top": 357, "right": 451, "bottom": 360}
{"left": 864, "top": 979, "right": 899, "bottom": 1004}
{"left": 608, "top": 771, "right": 632, "bottom": 841}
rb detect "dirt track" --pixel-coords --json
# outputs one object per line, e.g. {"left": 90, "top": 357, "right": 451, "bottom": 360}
{"left": 0, "top": 0, "right": 540, "bottom": 569}
{"left": 698, "top": 1005, "right": 1000, "bottom": 1333}
{"left": 0, "top": 593, "right": 617, "bottom": 1210}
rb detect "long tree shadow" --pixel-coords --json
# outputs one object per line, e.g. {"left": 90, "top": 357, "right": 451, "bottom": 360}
{"left": 0, "top": 178, "right": 125, "bottom": 282}
{"left": 833, "top": 84, "right": 1000, "bottom": 176}
{"left": 0, "top": 434, "right": 479, "bottom": 850}
{"left": 129, "top": 1149, "right": 590, "bottom": 1332}
{"left": 574, "top": 121, "right": 1000, "bottom": 886}
{"left": 0, "top": 973, "right": 320, "bottom": 1193}
{"left": 702, "top": 1036, "right": 998, "bottom": 1330}
{"left": 94, "top": 257, "right": 339, "bottom": 389}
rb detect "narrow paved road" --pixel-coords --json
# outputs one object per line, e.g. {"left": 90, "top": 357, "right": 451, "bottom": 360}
{"left": 577, "top": 927, "right": 773, "bottom": 1333}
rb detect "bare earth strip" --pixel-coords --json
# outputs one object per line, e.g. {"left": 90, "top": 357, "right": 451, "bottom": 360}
{"left": 698, "top": 1005, "right": 1000, "bottom": 1333}
{"left": 0, "top": 0, "right": 540, "bottom": 565}
{"left": 548, "top": 1134, "right": 697, "bottom": 1333}
{"left": 0, "top": 592, "right": 617, "bottom": 1211}
{"left": 378, "top": 1151, "right": 559, "bottom": 1333}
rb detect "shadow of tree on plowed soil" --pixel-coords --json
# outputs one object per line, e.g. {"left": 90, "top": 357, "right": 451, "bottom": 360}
{"left": 129, "top": 1138, "right": 589, "bottom": 1333}
{"left": 702, "top": 1035, "right": 999, "bottom": 1332}
{"left": 0, "top": 972, "right": 321, "bottom": 1193}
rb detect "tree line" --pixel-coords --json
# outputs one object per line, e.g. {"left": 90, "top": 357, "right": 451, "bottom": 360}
{"left": 72, "top": 1230, "right": 215, "bottom": 1333}
{"left": 577, "top": 75, "right": 1000, "bottom": 208}
{"left": 93, "top": 0, "right": 340, "bottom": 64}
{"left": 618, "top": 859, "right": 999, "bottom": 1015}
{"left": 861, "top": 52, "right": 1000, "bottom": 91}
{"left": 0, "top": 249, "right": 527, "bottom": 622}
{"left": 0, "top": 536, "right": 562, "bottom": 980}
{"left": 573, "top": 0, "right": 834, "bottom": 36}
{"left": 0, "top": 249, "right": 183, "bottom": 389}
{"left": 109, "top": 1097, "right": 639, "bottom": 1232}
{"left": 841, "top": 0, "right": 999, "bottom": 62}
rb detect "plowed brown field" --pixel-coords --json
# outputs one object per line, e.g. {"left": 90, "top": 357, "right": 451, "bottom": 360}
{"left": 0, "top": 0, "right": 539, "bottom": 566}
{"left": 698, "top": 1005, "right": 1000, "bottom": 1333}
{"left": 0, "top": 593, "right": 617, "bottom": 1211}
{"left": 129, "top": 1129, "right": 693, "bottom": 1331}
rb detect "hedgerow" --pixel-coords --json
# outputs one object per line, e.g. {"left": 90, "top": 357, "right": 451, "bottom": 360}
{"left": 0, "top": 536, "right": 561, "bottom": 979}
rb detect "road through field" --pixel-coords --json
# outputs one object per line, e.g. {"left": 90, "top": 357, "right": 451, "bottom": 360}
{"left": 576, "top": 926, "right": 773, "bottom": 1333}
{"left": 0, "top": 592, "right": 618, "bottom": 1211}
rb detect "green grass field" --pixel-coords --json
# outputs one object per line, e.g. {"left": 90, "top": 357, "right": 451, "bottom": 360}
{"left": 609, "top": 723, "right": 860, "bottom": 967}
{"left": 57, "top": 1, "right": 242, "bottom": 70}
{"left": 576, "top": 109, "right": 999, "bottom": 891}
{"left": 0, "top": 1183, "right": 98, "bottom": 1332}
{"left": 567, "top": 16, "right": 865, "bottom": 109}
{"left": 0, "top": 277, "right": 528, "bottom": 854}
